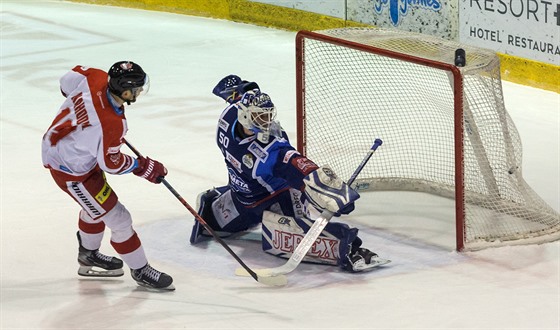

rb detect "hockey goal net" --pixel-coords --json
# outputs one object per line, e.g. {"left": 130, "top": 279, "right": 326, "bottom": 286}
{"left": 295, "top": 28, "right": 559, "bottom": 251}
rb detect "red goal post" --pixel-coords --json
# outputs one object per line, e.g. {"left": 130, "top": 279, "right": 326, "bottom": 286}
{"left": 295, "top": 28, "right": 559, "bottom": 251}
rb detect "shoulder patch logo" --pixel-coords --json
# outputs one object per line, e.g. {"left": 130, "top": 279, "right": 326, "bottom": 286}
{"left": 291, "top": 156, "right": 318, "bottom": 175}
{"left": 248, "top": 142, "right": 268, "bottom": 161}
{"left": 218, "top": 118, "right": 229, "bottom": 131}
{"left": 107, "top": 146, "right": 120, "bottom": 154}
{"left": 242, "top": 153, "right": 254, "bottom": 169}
{"left": 283, "top": 149, "right": 299, "bottom": 163}
{"left": 226, "top": 151, "right": 242, "bottom": 172}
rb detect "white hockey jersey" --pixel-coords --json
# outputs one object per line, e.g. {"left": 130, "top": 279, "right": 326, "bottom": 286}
{"left": 42, "top": 65, "right": 136, "bottom": 177}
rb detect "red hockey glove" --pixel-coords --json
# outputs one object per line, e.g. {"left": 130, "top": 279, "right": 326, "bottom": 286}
{"left": 133, "top": 157, "right": 167, "bottom": 184}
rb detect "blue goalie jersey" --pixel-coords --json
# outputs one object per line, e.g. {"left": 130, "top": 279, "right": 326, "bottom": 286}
{"left": 215, "top": 103, "right": 317, "bottom": 207}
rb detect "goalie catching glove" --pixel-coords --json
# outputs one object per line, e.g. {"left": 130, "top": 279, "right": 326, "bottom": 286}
{"left": 133, "top": 156, "right": 167, "bottom": 184}
{"left": 212, "top": 74, "right": 260, "bottom": 104}
{"left": 303, "top": 166, "right": 359, "bottom": 215}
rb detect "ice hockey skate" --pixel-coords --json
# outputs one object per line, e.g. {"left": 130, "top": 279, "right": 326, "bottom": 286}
{"left": 345, "top": 247, "right": 391, "bottom": 272}
{"left": 77, "top": 232, "right": 124, "bottom": 277}
{"left": 131, "top": 264, "right": 175, "bottom": 291}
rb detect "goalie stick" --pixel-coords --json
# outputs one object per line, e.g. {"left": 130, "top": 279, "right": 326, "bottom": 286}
{"left": 235, "top": 138, "right": 383, "bottom": 280}
{"left": 124, "top": 139, "right": 287, "bottom": 287}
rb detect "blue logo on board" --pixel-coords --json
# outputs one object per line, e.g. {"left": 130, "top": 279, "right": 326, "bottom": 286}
{"left": 373, "top": 0, "right": 441, "bottom": 26}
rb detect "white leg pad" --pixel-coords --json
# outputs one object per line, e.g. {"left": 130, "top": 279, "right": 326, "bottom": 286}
{"left": 262, "top": 211, "right": 339, "bottom": 266}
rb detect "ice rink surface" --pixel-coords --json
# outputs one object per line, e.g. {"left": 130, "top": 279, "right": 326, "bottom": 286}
{"left": 1, "top": 1, "right": 559, "bottom": 329}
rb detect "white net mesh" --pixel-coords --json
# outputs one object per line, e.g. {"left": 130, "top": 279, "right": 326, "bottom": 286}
{"left": 298, "top": 27, "right": 559, "bottom": 251}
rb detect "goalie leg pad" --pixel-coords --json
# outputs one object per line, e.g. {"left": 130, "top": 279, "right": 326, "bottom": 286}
{"left": 190, "top": 187, "right": 230, "bottom": 244}
{"left": 261, "top": 211, "right": 359, "bottom": 266}
{"left": 190, "top": 187, "right": 263, "bottom": 244}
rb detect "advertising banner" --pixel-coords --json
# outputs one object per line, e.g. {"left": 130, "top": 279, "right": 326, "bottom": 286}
{"left": 459, "top": 0, "right": 559, "bottom": 65}
{"left": 348, "top": 0, "right": 458, "bottom": 39}
{"left": 251, "top": 0, "right": 458, "bottom": 39}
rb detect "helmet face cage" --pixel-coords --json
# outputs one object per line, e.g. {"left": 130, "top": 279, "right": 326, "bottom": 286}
{"left": 238, "top": 90, "right": 277, "bottom": 133}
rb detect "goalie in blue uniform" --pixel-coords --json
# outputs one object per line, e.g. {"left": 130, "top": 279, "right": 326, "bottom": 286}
{"left": 190, "top": 75, "right": 386, "bottom": 272}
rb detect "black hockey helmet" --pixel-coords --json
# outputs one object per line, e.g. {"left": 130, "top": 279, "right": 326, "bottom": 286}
{"left": 107, "top": 61, "right": 149, "bottom": 97}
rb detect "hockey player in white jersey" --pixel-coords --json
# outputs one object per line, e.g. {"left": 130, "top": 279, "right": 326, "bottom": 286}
{"left": 190, "top": 75, "right": 388, "bottom": 272}
{"left": 42, "top": 61, "right": 174, "bottom": 290}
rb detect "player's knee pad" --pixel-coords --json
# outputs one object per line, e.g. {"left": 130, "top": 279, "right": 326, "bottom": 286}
{"left": 261, "top": 211, "right": 359, "bottom": 267}
{"left": 99, "top": 201, "right": 134, "bottom": 243}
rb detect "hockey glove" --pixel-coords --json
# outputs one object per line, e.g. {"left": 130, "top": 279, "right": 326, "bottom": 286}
{"left": 133, "top": 157, "right": 167, "bottom": 184}
{"left": 212, "top": 74, "right": 259, "bottom": 104}
{"left": 303, "top": 166, "right": 360, "bottom": 216}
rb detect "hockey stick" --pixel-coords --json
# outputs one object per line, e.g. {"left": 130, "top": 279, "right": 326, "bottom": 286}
{"left": 235, "top": 138, "right": 383, "bottom": 279}
{"left": 123, "top": 139, "right": 287, "bottom": 286}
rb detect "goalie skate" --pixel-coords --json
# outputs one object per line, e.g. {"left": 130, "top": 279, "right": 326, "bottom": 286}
{"left": 350, "top": 255, "right": 391, "bottom": 272}
{"left": 346, "top": 248, "right": 391, "bottom": 272}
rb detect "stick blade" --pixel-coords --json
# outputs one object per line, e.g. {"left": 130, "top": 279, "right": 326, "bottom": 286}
{"left": 235, "top": 267, "right": 271, "bottom": 277}
{"left": 257, "top": 274, "right": 288, "bottom": 287}
{"left": 235, "top": 267, "right": 288, "bottom": 286}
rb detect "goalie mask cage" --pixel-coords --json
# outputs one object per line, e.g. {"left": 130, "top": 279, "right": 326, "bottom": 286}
{"left": 295, "top": 28, "right": 559, "bottom": 251}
